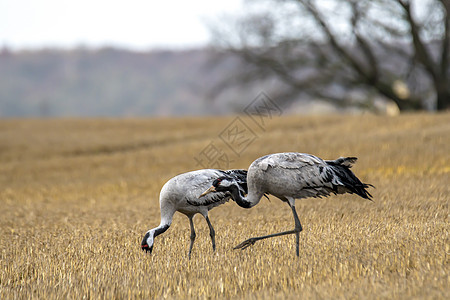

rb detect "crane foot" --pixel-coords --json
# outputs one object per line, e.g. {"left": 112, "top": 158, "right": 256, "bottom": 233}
{"left": 233, "top": 238, "right": 257, "bottom": 250}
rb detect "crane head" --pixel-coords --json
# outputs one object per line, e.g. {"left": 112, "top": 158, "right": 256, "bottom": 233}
{"left": 200, "top": 176, "right": 235, "bottom": 197}
{"left": 141, "top": 230, "right": 154, "bottom": 253}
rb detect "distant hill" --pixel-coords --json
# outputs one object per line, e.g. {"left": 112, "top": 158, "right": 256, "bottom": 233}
{"left": 0, "top": 47, "right": 248, "bottom": 117}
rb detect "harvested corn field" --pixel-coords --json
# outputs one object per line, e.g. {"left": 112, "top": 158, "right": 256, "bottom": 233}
{"left": 0, "top": 113, "right": 448, "bottom": 299}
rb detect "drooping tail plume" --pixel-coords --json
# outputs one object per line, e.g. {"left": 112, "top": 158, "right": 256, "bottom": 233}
{"left": 326, "top": 157, "right": 374, "bottom": 200}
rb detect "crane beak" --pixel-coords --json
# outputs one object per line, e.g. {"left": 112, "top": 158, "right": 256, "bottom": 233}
{"left": 200, "top": 186, "right": 216, "bottom": 197}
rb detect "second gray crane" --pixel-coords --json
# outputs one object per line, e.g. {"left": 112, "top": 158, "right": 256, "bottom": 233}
{"left": 199, "top": 152, "right": 373, "bottom": 256}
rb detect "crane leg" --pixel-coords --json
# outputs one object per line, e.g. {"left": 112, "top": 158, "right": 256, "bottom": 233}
{"left": 290, "top": 202, "right": 303, "bottom": 257}
{"left": 188, "top": 216, "right": 196, "bottom": 259}
{"left": 234, "top": 199, "right": 303, "bottom": 256}
{"left": 205, "top": 216, "right": 216, "bottom": 252}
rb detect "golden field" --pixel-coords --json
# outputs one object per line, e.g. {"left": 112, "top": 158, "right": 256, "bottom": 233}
{"left": 0, "top": 113, "right": 448, "bottom": 299}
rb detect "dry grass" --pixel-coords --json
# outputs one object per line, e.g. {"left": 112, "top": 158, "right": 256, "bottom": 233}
{"left": 0, "top": 113, "right": 448, "bottom": 299}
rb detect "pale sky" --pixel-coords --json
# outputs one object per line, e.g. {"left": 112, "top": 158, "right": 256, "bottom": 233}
{"left": 0, "top": 0, "right": 244, "bottom": 50}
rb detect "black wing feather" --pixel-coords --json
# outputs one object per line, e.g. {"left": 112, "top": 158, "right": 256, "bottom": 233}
{"left": 187, "top": 191, "right": 231, "bottom": 206}
{"left": 325, "top": 159, "right": 373, "bottom": 200}
{"left": 223, "top": 169, "right": 248, "bottom": 194}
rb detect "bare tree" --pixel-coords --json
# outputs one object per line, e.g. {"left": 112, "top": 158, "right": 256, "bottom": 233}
{"left": 210, "top": 0, "right": 450, "bottom": 111}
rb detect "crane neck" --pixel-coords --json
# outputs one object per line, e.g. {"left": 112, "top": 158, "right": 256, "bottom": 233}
{"left": 228, "top": 183, "right": 262, "bottom": 209}
{"left": 151, "top": 213, "right": 173, "bottom": 238}
{"left": 154, "top": 223, "right": 170, "bottom": 237}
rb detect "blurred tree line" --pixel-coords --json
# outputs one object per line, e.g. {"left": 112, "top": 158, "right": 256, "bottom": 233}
{"left": 1, "top": 0, "right": 448, "bottom": 118}
{"left": 210, "top": 0, "right": 450, "bottom": 111}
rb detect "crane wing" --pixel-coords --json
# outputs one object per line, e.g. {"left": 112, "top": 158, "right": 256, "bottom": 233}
{"left": 257, "top": 153, "right": 372, "bottom": 200}
{"left": 183, "top": 169, "right": 231, "bottom": 207}
{"left": 294, "top": 157, "right": 372, "bottom": 200}
{"left": 186, "top": 190, "right": 231, "bottom": 207}
{"left": 186, "top": 169, "right": 249, "bottom": 207}
{"left": 258, "top": 153, "right": 325, "bottom": 171}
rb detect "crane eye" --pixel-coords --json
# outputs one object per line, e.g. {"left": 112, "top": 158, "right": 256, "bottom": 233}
{"left": 212, "top": 178, "right": 222, "bottom": 187}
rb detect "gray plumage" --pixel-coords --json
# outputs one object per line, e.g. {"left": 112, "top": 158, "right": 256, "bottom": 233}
{"left": 199, "top": 152, "right": 373, "bottom": 256}
{"left": 250, "top": 153, "right": 372, "bottom": 201}
{"left": 141, "top": 169, "right": 247, "bottom": 259}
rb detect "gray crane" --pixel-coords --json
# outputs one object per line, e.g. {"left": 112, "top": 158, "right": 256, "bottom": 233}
{"left": 141, "top": 169, "right": 247, "bottom": 259}
{"left": 199, "top": 152, "right": 373, "bottom": 256}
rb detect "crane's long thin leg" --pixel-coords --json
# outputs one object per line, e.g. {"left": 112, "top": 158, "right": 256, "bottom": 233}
{"left": 204, "top": 215, "right": 216, "bottom": 252}
{"left": 234, "top": 200, "right": 303, "bottom": 256}
{"left": 188, "top": 216, "right": 196, "bottom": 259}
{"left": 291, "top": 202, "right": 302, "bottom": 257}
